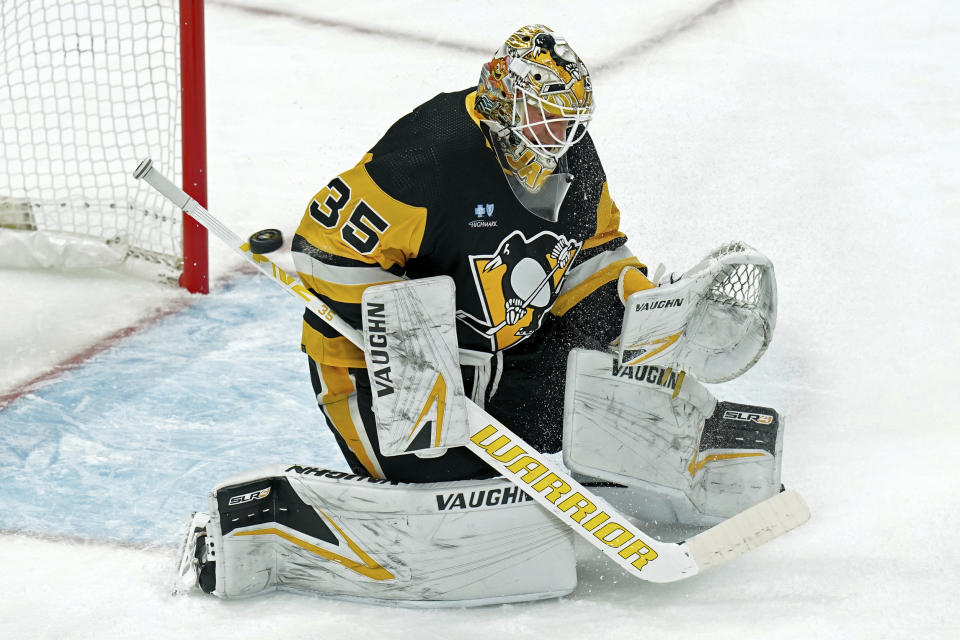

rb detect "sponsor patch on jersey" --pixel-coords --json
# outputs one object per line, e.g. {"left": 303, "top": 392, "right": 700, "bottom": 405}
{"left": 469, "top": 203, "right": 498, "bottom": 228}
{"left": 474, "top": 203, "right": 495, "bottom": 218}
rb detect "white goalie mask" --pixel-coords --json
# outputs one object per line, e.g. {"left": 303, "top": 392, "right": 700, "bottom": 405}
{"left": 476, "top": 25, "right": 595, "bottom": 221}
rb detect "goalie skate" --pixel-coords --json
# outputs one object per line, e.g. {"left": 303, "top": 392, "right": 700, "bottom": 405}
{"left": 173, "top": 511, "right": 215, "bottom": 595}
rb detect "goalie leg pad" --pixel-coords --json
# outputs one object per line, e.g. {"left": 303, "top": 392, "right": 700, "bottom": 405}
{"left": 184, "top": 464, "right": 576, "bottom": 606}
{"left": 563, "top": 348, "right": 783, "bottom": 526}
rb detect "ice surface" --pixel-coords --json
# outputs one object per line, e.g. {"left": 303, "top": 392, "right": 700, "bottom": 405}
{"left": 1, "top": 0, "right": 958, "bottom": 638}
{"left": 1, "top": 275, "right": 344, "bottom": 544}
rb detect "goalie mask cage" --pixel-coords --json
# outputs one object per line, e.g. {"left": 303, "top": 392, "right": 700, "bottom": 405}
{"left": 0, "top": 0, "right": 208, "bottom": 292}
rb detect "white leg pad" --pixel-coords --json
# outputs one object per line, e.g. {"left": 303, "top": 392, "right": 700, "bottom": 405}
{"left": 199, "top": 465, "right": 576, "bottom": 606}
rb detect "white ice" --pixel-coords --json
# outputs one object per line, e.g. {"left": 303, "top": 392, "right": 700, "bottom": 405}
{"left": 1, "top": 0, "right": 958, "bottom": 638}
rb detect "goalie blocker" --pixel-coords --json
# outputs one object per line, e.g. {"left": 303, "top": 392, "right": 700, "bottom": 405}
{"left": 176, "top": 464, "right": 576, "bottom": 606}
{"left": 563, "top": 348, "right": 783, "bottom": 526}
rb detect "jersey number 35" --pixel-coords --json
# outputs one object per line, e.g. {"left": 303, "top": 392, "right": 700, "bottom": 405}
{"left": 309, "top": 177, "right": 390, "bottom": 255}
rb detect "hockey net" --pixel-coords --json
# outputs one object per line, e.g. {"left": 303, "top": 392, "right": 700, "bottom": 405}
{"left": 0, "top": 0, "right": 206, "bottom": 289}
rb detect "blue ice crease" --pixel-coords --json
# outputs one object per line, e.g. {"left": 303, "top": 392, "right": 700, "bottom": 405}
{"left": 0, "top": 275, "right": 350, "bottom": 545}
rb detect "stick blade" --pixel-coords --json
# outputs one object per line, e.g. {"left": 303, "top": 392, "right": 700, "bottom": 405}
{"left": 682, "top": 489, "right": 810, "bottom": 572}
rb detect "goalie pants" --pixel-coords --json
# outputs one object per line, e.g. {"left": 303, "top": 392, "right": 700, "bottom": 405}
{"left": 308, "top": 313, "right": 608, "bottom": 482}
{"left": 308, "top": 358, "right": 495, "bottom": 482}
{"left": 308, "top": 354, "right": 569, "bottom": 482}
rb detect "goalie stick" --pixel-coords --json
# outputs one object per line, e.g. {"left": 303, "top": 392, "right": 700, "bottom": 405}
{"left": 133, "top": 158, "right": 809, "bottom": 584}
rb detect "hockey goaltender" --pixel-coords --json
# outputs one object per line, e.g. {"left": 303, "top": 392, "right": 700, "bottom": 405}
{"left": 173, "top": 25, "right": 800, "bottom": 606}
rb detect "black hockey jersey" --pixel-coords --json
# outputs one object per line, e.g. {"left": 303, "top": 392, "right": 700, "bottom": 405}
{"left": 292, "top": 88, "right": 646, "bottom": 373}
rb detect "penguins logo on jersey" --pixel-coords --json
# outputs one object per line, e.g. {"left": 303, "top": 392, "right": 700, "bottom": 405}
{"left": 458, "top": 230, "right": 581, "bottom": 351}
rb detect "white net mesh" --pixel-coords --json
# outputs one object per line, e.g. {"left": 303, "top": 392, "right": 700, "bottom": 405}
{"left": 704, "top": 241, "right": 764, "bottom": 309}
{"left": 708, "top": 263, "right": 764, "bottom": 309}
{"left": 0, "top": 0, "right": 183, "bottom": 273}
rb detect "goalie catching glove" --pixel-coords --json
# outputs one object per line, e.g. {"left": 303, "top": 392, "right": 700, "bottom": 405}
{"left": 617, "top": 241, "right": 777, "bottom": 383}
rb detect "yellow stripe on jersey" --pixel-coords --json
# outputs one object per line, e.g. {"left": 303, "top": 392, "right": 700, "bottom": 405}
{"left": 293, "top": 250, "right": 405, "bottom": 287}
{"left": 583, "top": 182, "right": 626, "bottom": 250}
{"left": 301, "top": 278, "right": 371, "bottom": 305}
{"left": 301, "top": 321, "right": 365, "bottom": 368}
{"left": 293, "top": 250, "right": 403, "bottom": 306}
{"left": 551, "top": 256, "right": 644, "bottom": 317}
{"left": 296, "top": 153, "right": 428, "bottom": 272}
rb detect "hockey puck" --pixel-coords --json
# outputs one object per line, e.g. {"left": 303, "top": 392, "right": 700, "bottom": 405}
{"left": 248, "top": 228, "right": 283, "bottom": 254}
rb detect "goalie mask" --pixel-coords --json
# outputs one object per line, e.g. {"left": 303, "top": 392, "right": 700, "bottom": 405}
{"left": 476, "top": 25, "right": 595, "bottom": 221}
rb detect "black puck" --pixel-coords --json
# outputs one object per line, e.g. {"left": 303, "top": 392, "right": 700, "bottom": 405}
{"left": 249, "top": 228, "right": 283, "bottom": 254}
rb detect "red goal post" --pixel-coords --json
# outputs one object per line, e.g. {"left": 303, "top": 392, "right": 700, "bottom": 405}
{"left": 0, "top": 0, "right": 209, "bottom": 293}
{"left": 179, "top": 0, "right": 208, "bottom": 293}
